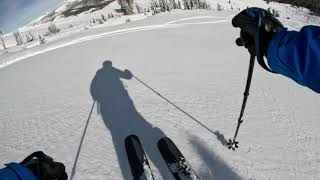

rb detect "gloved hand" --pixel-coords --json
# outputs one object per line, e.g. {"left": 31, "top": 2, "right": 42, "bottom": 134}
{"left": 20, "top": 151, "right": 68, "bottom": 180}
{"left": 232, "top": 7, "right": 283, "bottom": 56}
{"left": 124, "top": 69, "right": 133, "bottom": 79}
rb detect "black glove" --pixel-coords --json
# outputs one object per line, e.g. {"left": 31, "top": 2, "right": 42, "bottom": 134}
{"left": 20, "top": 151, "right": 68, "bottom": 180}
{"left": 124, "top": 69, "right": 133, "bottom": 79}
{"left": 232, "top": 8, "right": 283, "bottom": 57}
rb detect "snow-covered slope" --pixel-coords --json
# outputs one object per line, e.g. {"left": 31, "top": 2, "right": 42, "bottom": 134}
{"left": 0, "top": 0, "right": 319, "bottom": 54}
{"left": 1, "top": 9, "right": 320, "bottom": 180}
{"left": 1, "top": 0, "right": 320, "bottom": 179}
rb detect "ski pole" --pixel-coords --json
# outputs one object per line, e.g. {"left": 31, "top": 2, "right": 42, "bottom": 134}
{"left": 133, "top": 75, "right": 216, "bottom": 136}
{"left": 227, "top": 8, "right": 274, "bottom": 150}
{"left": 227, "top": 54, "right": 255, "bottom": 150}
{"left": 71, "top": 101, "right": 96, "bottom": 180}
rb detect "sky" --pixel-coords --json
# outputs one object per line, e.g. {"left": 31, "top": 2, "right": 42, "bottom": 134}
{"left": 0, "top": 0, "right": 65, "bottom": 33}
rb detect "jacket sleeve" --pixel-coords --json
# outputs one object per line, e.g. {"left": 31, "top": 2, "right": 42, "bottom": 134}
{"left": 266, "top": 26, "right": 320, "bottom": 93}
{"left": 0, "top": 163, "right": 36, "bottom": 180}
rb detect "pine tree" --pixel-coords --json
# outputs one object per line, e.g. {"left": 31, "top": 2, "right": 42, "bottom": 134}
{"left": 28, "top": 32, "right": 34, "bottom": 40}
{"left": 48, "top": 23, "right": 60, "bottom": 34}
{"left": 217, "top": 3, "right": 222, "bottom": 11}
{"left": 13, "top": 31, "right": 23, "bottom": 45}
{"left": 26, "top": 34, "right": 31, "bottom": 42}
{"left": 0, "top": 31, "right": 6, "bottom": 50}
{"left": 183, "top": 0, "right": 190, "bottom": 10}
{"left": 159, "top": 0, "right": 166, "bottom": 12}
{"left": 172, "top": 0, "right": 178, "bottom": 9}
{"left": 166, "top": 3, "right": 171, "bottom": 11}
{"left": 118, "top": 0, "right": 134, "bottom": 15}
{"left": 135, "top": 3, "right": 143, "bottom": 13}
{"left": 38, "top": 34, "right": 45, "bottom": 44}
{"left": 177, "top": 1, "right": 182, "bottom": 9}
{"left": 102, "top": 14, "right": 107, "bottom": 21}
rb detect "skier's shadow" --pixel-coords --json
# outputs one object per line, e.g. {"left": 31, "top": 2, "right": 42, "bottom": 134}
{"left": 90, "top": 61, "right": 170, "bottom": 180}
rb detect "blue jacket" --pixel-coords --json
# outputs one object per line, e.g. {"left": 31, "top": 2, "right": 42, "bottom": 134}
{"left": 267, "top": 26, "right": 320, "bottom": 93}
{"left": 0, "top": 163, "right": 36, "bottom": 180}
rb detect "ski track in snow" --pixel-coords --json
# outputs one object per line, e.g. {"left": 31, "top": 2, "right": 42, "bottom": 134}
{"left": 0, "top": 16, "right": 229, "bottom": 70}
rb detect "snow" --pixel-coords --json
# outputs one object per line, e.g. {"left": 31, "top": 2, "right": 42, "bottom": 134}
{"left": 1, "top": 0, "right": 320, "bottom": 180}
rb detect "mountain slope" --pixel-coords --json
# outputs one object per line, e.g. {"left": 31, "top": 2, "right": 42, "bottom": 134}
{"left": 31, "top": 0, "right": 116, "bottom": 24}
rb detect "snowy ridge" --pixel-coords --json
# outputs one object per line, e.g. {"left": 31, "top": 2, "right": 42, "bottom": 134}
{"left": 0, "top": 0, "right": 319, "bottom": 53}
{"left": 0, "top": 16, "right": 228, "bottom": 69}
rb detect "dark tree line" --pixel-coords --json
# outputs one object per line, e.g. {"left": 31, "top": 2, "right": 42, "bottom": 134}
{"left": 118, "top": 0, "right": 134, "bottom": 15}
{"left": 151, "top": 0, "right": 210, "bottom": 14}
{"left": 265, "top": 0, "right": 320, "bottom": 15}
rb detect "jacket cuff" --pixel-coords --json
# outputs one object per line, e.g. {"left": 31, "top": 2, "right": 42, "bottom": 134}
{"left": 266, "top": 28, "right": 289, "bottom": 72}
{"left": 0, "top": 163, "right": 37, "bottom": 180}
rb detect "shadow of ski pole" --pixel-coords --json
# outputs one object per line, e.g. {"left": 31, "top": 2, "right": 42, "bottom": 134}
{"left": 188, "top": 135, "right": 242, "bottom": 180}
{"left": 70, "top": 101, "right": 95, "bottom": 180}
{"left": 213, "top": 130, "right": 228, "bottom": 146}
{"left": 133, "top": 75, "right": 217, "bottom": 136}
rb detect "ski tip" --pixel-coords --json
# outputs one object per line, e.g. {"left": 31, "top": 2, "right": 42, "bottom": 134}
{"left": 158, "top": 137, "right": 171, "bottom": 141}
{"left": 125, "top": 134, "right": 140, "bottom": 143}
{"left": 126, "top": 134, "right": 139, "bottom": 139}
{"left": 157, "top": 137, "right": 172, "bottom": 146}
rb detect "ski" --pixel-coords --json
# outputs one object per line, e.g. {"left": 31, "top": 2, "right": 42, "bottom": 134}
{"left": 158, "top": 137, "right": 200, "bottom": 180}
{"left": 125, "top": 135, "right": 155, "bottom": 180}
